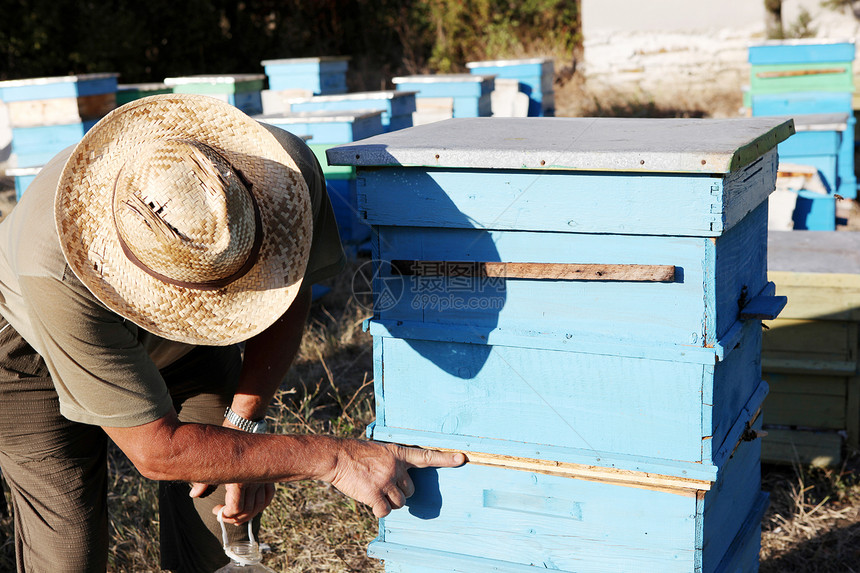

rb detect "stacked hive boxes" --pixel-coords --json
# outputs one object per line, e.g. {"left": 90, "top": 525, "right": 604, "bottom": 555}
{"left": 260, "top": 56, "right": 350, "bottom": 113}
{"left": 285, "top": 91, "right": 416, "bottom": 133}
{"left": 777, "top": 113, "right": 848, "bottom": 230}
{"left": 328, "top": 117, "right": 792, "bottom": 572}
{"left": 748, "top": 39, "right": 856, "bottom": 229}
{"left": 163, "top": 74, "right": 265, "bottom": 116}
{"left": 466, "top": 58, "right": 555, "bottom": 117}
{"left": 762, "top": 231, "right": 860, "bottom": 466}
{"left": 392, "top": 74, "right": 495, "bottom": 125}
{"left": 0, "top": 73, "right": 118, "bottom": 198}
{"left": 256, "top": 110, "right": 385, "bottom": 245}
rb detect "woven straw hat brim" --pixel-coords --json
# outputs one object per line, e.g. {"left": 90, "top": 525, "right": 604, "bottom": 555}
{"left": 55, "top": 94, "right": 312, "bottom": 345}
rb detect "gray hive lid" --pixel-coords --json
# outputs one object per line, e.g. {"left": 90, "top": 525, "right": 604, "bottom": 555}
{"left": 254, "top": 109, "right": 384, "bottom": 123}
{"left": 327, "top": 117, "right": 796, "bottom": 174}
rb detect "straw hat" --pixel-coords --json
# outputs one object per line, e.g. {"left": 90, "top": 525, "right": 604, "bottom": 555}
{"left": 55, "top": 94, "right": 312, "bottom": 345}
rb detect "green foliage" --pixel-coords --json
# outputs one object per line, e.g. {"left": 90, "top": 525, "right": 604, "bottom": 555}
{"left": 0, "top": 1, "right": 580, "bottom": 86}
{"left": 424, "top": 0, "right": 581, "bottom": 72}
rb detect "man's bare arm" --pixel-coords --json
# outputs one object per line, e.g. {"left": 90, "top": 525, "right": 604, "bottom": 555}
{"left": 104, "top": 412, "right": 465, "bottom": 518}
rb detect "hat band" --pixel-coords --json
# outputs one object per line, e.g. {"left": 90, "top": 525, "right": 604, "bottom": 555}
{"left": 113, "top": 168, "right": 265, "bottom": 292}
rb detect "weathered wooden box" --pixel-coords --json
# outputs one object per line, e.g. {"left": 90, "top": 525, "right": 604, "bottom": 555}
{"left": 256, "top": 110, "right": 385, "bottom": 244}
{"left": 163, "top": 74, "right": 265, "bottom": 116}
{"left": 261, "top": 56, "right": 349, "bottom": 95}
{"left": 466, "top": 58, "right": 555, "bottom": 117}
{"left": 328, "top": 117, "right": 792, "bottom": 571}
{"left": 286, "top": 91, "right": 416, "bottom": 132}
{"left": 762, "top": 231, "right": 860, "bottom": 466}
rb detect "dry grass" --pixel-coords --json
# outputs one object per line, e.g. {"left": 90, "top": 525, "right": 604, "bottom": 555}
{"left": 760, "top": 455, "right": 860, "bottom": 572}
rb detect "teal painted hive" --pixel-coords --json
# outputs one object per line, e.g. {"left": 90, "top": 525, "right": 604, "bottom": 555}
{"left": 748, "top": 39, "right": 857, "bottom": 200}
{"left": 163, "top": 74, "right": 265, "bottom": 116}
{"left": 328, "top": 117, "right": 794, "bottom": 572}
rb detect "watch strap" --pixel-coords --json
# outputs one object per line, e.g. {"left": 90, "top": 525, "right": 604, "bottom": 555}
{"left": 224, "top": 407, "right": 268, "bottom": 433}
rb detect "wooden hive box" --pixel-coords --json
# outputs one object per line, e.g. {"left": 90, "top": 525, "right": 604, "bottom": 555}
{"left": 772, "top": 112, "right": 848, "bottom": 231}
{"left": 328, "top": 117, "right": 793, "bottom": 572}
{"left": 0, "top": 74, "right": 118, "bottom": 196}
{"left": 261, "top": 56, "right": 349, "bottom": 95}
{"left": 762, "top": 231, "right": 860, "bottom": 466}
{"left": 392, "top": 74, "right": 495, "bottom": 120}
{"left": 286, "top": 91, "right": 417, "bottom": 132}
{"left": 466, "top": 58, "right": 555, "bottom": 117}
{"left": 163, "top": 74, "right": 265, "bottom": 116}
{"left": 256, "top": 110, "right": 385, "bottom": 245}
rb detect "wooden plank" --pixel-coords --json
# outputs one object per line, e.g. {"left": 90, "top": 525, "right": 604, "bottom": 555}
{"left": 391, "top": 260, "right": 676, "bottom": 282}
{"left": 762, "top": 318, "right": 854, "bottom": 359}
{"left": 6, "top": 92, "right": 115, "bottom": 127}
{"left": 761, "top": 427, "right": 842, "bottom": 466}
{"left": 756, "top": 67, "right": 847, "bottom": 78}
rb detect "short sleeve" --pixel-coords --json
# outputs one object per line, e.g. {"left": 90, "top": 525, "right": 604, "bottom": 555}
{"left": 19, "top": 272, "right": 173, "bottom": 428}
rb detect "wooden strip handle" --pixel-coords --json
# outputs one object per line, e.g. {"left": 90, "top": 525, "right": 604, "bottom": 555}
{"left": 391, "top": 260, "right": 676, "bottom": 282}
{"left": 430, "top": 447, "right": 712, "bottom": 496}
{"left": 755, "top": 67, "right": 846, "bottom": 79}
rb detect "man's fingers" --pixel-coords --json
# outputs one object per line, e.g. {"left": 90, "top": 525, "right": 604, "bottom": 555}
{"left": 398, "top": 446, "right": 466, "bottom": 469}
{"left": 188, "top": 482, "right": 214, "bottom": 498}
{"left": 400, "top": 474, "right": 416, "bottom": 498}
{"left": 386, "top": 486, "right": 407, "bottom": 510}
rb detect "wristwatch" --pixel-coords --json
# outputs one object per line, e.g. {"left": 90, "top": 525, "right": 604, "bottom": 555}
{"left": 224, "top": 407, "right": 268, "bottom": 434}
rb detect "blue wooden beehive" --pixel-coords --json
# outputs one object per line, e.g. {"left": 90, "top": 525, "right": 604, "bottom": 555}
{"left": 328, "top": 117, "right": 794, "bottom": 572}
{"left": 261, "top": 56, "right": 349, "bottom": 95}
{"left": 163, "top": 74, "right": 265, "bottom": 116}
{"left": 255, "top": 110, "right": 385, "bottom": 245}
{"left": 466, "top": 58, "right": 555, "bottom": 117}
{"left": 748, "top": 39, "right": 856, "bottom": 200}
{"left": 0, "top": 73, "right": 118, "bottom": 195}
{"left": 392, "top": 74, "right": 495, "bottom": 123}
{"left": 771, "top": 112, "right": 847, "bottom": 230}
{"left": 285, "top": 91, "right": 417, "bottom": 133}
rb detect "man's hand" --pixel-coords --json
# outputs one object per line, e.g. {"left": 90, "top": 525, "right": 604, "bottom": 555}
{"left": 188, "top": 481, "right": 275, "bottom": 525}
{"left": 325, "top": 439, "right": 465, "bottom": 518}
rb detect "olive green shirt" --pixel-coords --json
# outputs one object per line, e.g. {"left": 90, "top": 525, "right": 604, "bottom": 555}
{"left": 0, "top": 126, "right": 345, "bottom": 427}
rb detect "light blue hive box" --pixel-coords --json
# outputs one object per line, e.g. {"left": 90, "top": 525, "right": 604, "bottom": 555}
{"left": 261, "top": 56, "right": 349, "bottom": 95}
{"left": 284, "top": 90, "right": 417, "bottom": 133}
{"left": 770, "top": 112, "right": 847, "bottom": 231}
{"left": 466, "top": 57, "right": 555, "bottom": 116}
{"left": 328, "top": 117, "right": 794, "bottom": 573}
{"left": 256, "top": 109, "right": 385, "bottom": 244}
{"left": 392, "top": 74, "right": 495, "bottom": 123}
{"left": 0, "top": 73, "right": 118, "bottom": 196}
